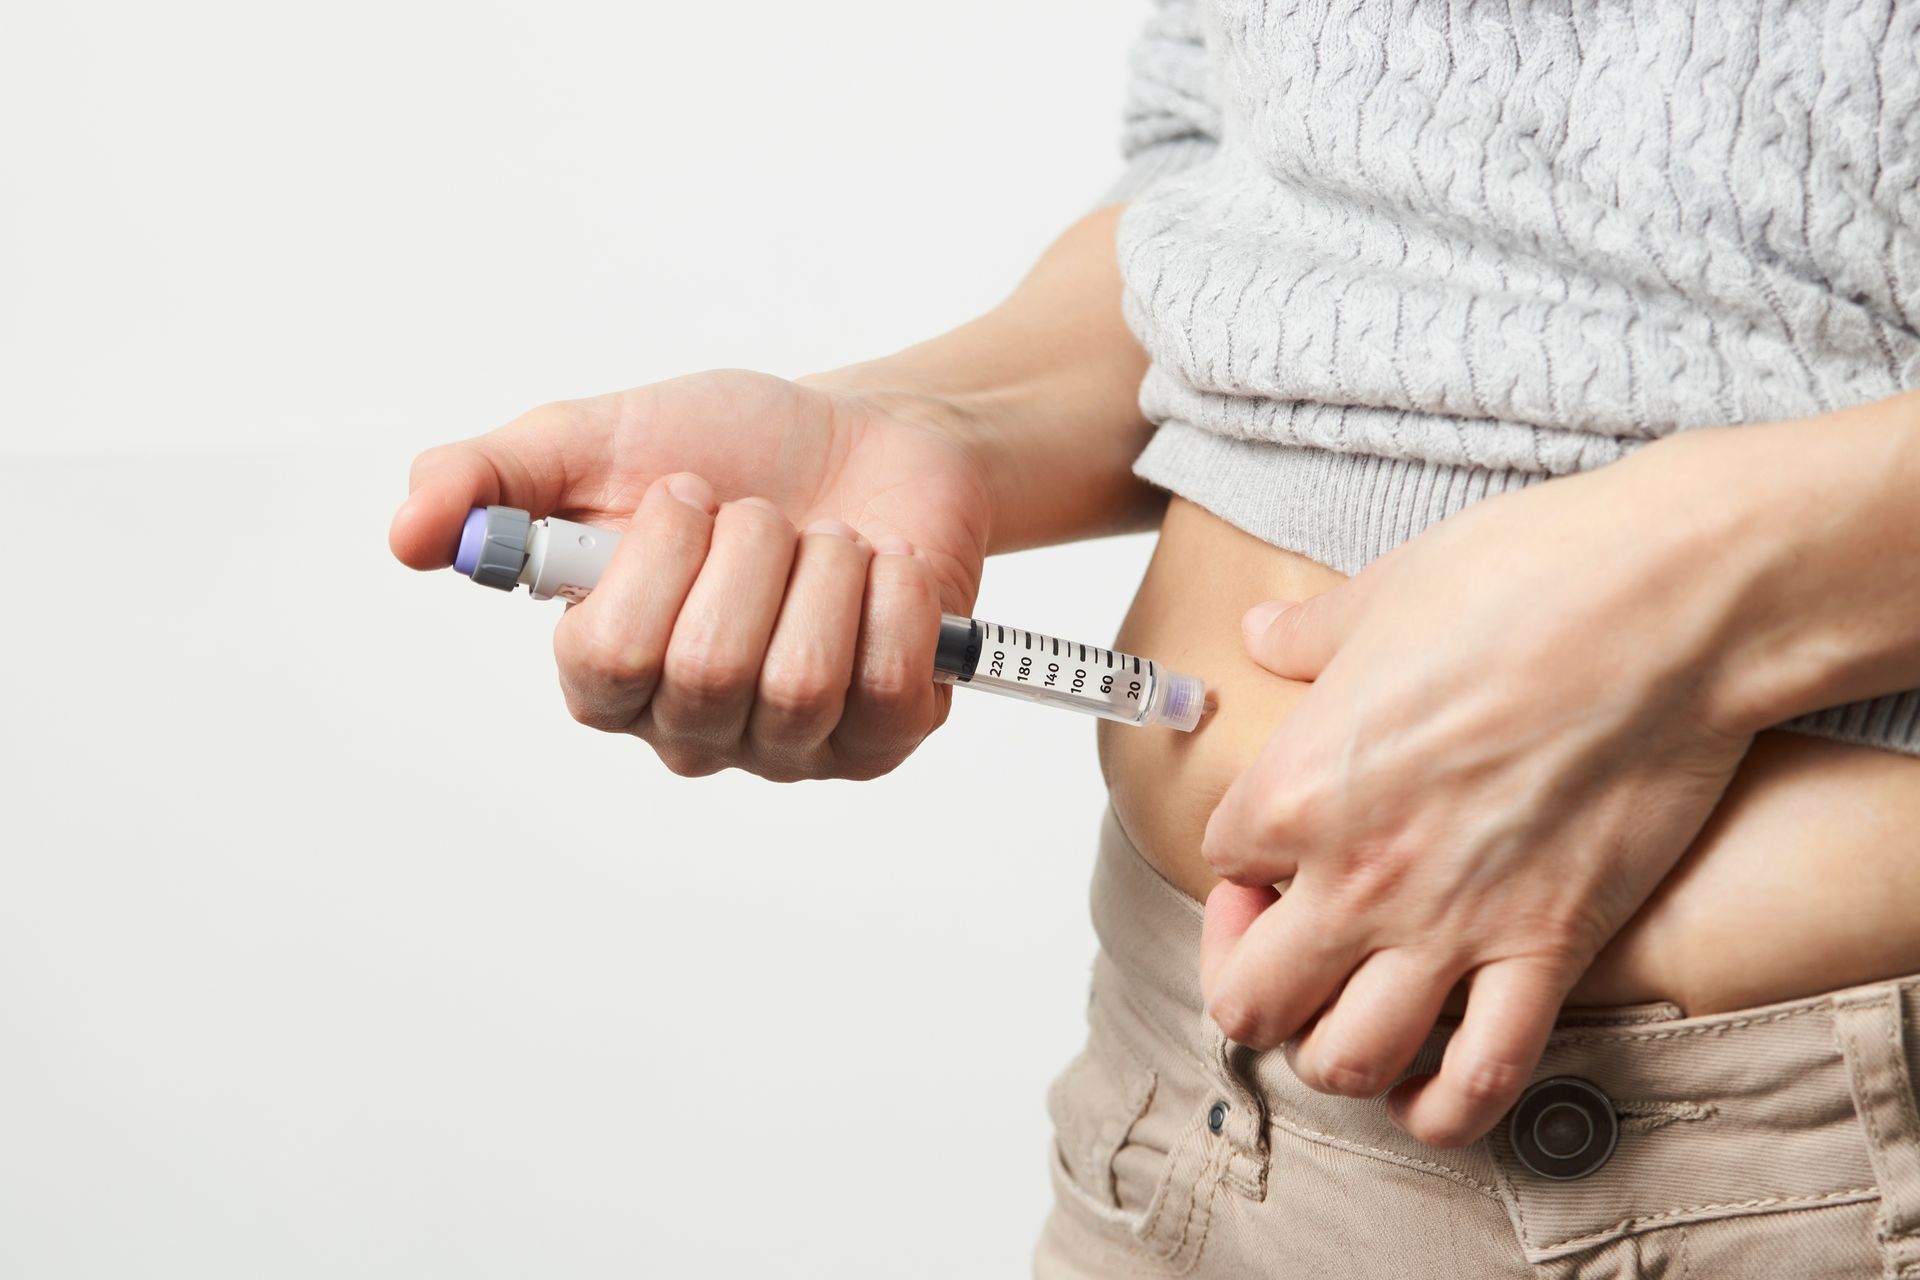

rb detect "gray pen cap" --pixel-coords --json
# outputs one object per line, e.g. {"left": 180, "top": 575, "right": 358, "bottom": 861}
{"left": 454, "top": 505, "right": 533, "bottom": 591}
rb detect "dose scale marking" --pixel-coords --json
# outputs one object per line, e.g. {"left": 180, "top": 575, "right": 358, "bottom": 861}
{"left": 934, "top": 618, "right": 1188, "bottom": 728}
{"left": 452, "top": 505, "right": 1208, "bottom": 732}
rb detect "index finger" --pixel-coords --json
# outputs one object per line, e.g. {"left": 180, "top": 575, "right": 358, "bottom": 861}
{"left": 388, "top": 401, "right": 616, "bottom": 570}
{"left": 1199, "top": 880, "right": 1278, "bottom": 1003}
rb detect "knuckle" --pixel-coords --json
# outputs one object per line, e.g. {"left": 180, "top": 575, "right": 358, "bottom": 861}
{"left": 408, "top": 442, "right": 457, "bottom": 484}
{"left": 1203, "top": 781, "right": 1319, "bottom": 881}
{"left": 1456, "top": 1055, "right": 1530, "bottom": 1106}
{"left": 1201, "top": 798, "right": 1266, "bottom": 877}
{"left": 757, "top": 656, "right": 842, "bottom": 723}
{"left": 1547, "top": 900, "right": 1618, "bottom": 957}
{"left": 750, "top": 757, "right": 811, "bottom": 784}
{"left": 1315, "top": 1053, "right": 1389, "bottom": 1099}
{"left": 855, "top": 660, "right": 922, "bottom": 716}
{"left": 1255, "top": 784, "right": 1317, "bottom": 843}
{"left": 664, "top": 643, "right": 753, "bottom": 704}
{"left": 1331, "top": 841, "right": 1417, "bottom": 910}
{"left": 1209, "top": 993, "right": 1269, "bottom": 1048}
{"left": 1199, "top": 814, "right": 1242, "bottom": 874}
{"left": 652, "top": 742, "right": 722, "bottom": 778}
{"left": 833, "top": 745, "right": 910, "bottom": 782}
{"left": 583, "top": 636, "right": 662, "bottom": 688}
{"left": 563, "top": 688, "right": 626, "bottom": 733}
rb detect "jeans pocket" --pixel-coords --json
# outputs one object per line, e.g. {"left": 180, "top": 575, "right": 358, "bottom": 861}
{"left": 1048, "top": 985, "right": 1159, "bottom": 1222}
{"left": 1046, "top": 976, "right": 1221, "bottom": 1267}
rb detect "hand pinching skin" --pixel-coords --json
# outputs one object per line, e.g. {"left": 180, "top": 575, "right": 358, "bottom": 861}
{"left": 1197, "top": 438, "right": 1764, "bottom": 1148}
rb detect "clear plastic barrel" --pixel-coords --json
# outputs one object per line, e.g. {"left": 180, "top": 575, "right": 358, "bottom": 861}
{"left": 934, "top": 618, "right": 1207, "bottom": 732}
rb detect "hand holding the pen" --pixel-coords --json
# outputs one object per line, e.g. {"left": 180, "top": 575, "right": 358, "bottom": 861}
{"left": 391, "top": 208, "right": 1166, "bottom": 780}
{"left": 391, "top": 208, "right": 1167, "bottom": 780}
{"left": 390, "top": 369, "right": 992, "bottom": 780}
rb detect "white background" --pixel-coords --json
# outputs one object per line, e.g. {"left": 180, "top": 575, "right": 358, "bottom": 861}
{"left": 0, "top": 3, "right": 1155, "bottom": 1276}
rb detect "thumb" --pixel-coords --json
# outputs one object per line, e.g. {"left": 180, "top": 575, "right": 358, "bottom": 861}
{"left": 389, "top": 405, "right": 611, "bottom": 570}
{"left": 1240, "top": 585, "right": 1358, "bottom": 681}
{"left": 388, "top": 443, "right": 511, "bottom": 570}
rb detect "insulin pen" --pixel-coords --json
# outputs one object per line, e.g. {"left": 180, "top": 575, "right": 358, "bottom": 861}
{"left": 451, "top": 505, "right": 1209, "bottom": 732}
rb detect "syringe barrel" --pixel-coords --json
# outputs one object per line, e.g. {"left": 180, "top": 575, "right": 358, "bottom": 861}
{"left": 452, "top": 506, "right": 1206, "bottom": 731}
{"left": 930, "top": 617, "right": 1205, "bottom": 731}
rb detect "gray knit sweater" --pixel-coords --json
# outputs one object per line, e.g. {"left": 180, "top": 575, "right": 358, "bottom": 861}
{"left": 1110, "top": 0, "right": 1920, "bottom": 755}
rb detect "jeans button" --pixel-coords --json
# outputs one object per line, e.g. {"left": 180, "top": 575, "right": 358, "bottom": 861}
{"left": 1208, "top": 1101, "right": 1228, "bottom": 1134}
{"left": 1509, "top": 1076, "right": 1618, "bottom": 1180}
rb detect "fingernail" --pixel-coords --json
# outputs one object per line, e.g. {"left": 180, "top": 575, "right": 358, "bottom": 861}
{"left": 735, "top": 496, "right": 780, "bottom": 513}
{"left": 873, "top": 536, "right": 914, "bottom": 557}
{"left": 1243, "top": 600, "right": 1292, "bottom": 635}
{"left": 666, "top": 473, "right": 717, "bottom": 513}
{"left": 803, "top": 518, "right": 859, "bottom": 540}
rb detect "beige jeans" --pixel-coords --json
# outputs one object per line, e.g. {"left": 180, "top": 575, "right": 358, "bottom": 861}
{"left": 1036, "top": 808, "right": 1920, "bottom": 1279}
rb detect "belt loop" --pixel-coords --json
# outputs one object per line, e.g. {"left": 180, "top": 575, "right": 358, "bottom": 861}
{"left": 1205, "top": 1021, "right": 1271, "bottom": 1201}
{"left": 1833, "top": 986, "right": 1920, "bottom": 1278}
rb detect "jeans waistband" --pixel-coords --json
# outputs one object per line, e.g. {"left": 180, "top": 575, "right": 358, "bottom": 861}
{"left": 1091, "top": 805, "right": 1920, "bottom": 1265}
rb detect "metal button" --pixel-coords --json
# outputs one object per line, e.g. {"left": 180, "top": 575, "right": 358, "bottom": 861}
{"left": 1509, "top": 1077, "right": 1617, "bottom": 1180}
{"left": 1207, "top": 1101, "right": 1228, "bottom": 1134}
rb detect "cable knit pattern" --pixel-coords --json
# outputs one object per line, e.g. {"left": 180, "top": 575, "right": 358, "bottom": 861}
{"left": 1112, "top": 0, "right": 1920, "bottom": 755}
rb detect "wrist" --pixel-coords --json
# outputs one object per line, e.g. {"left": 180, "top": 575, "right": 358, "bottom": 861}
{"left": 796, "top": 354, "right": 1016, "bottom": 539}
{"left": 799, "top": 340, "right": 1160, "bottom": 554}
{"left": 797, "top": 356, "right": 999, "bottom": 447}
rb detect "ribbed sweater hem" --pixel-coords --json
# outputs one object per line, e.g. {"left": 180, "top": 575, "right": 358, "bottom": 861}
{"left": 1133, "top": 420, "right": 1920, "bottom": 758}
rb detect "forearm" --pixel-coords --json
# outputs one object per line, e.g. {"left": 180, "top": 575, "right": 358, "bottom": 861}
{"left": 1656, "top": 388, "right": 1920, "bottom": 731}
{"left": 800, "top": 204, "right": 1162, "bottom": 554}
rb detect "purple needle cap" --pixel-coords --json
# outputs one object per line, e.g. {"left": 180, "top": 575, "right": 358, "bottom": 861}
{"left": 453, "top": 507, "right": 489, "bottom": 577}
